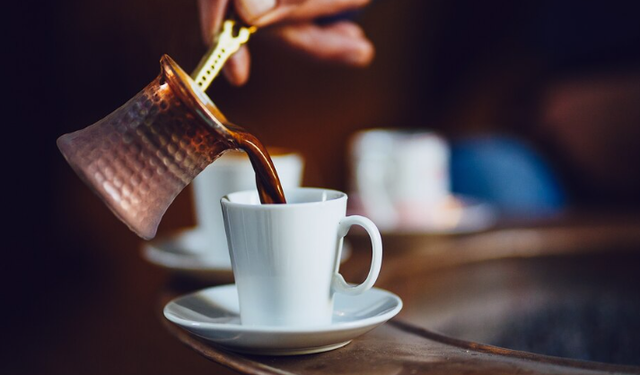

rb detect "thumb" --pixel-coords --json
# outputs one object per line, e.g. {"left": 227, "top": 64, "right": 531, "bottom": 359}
{"left": 222, "top": 45, "right": 251, "bottom": 86}
{"left": 198, "top": 0, "right": 229, "bottom": 46}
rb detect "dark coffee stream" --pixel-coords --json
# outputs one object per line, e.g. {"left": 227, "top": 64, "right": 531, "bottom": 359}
{"left": 230, "top": 132, "right": 286, "bottom": 205}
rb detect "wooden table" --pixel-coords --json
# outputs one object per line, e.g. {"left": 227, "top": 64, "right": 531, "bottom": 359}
{"left": 160, "top": 214, "right": 640, "bottom": 374}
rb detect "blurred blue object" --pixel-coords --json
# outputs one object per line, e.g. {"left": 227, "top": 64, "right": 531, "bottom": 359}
{"left": 450, "top": 135, "right": 566, "bottom": 216}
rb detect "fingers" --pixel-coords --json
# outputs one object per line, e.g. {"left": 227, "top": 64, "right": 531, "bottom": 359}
{"left": 234, "top": 0, "right": 307, "bottom": 26}
{"left": 273, "top": 21, "right": 374, "bottom": 66}
{"left": 222, "top": 45, "right": 251, "bottom": 86}
{"left": 198, "top": 0, "right": 375, "bottom": 86}
{"left": 286, "top": 0, "right": 371, "bottom": 21}
{"left": 221, "top": 20, "right": 374, "bottom": 85}
{"left": 234, "top": 0, "right": 370, "bottom": 26}
{"left": 198, "top": 0, "right": 252, "bottom": 86}
{"left": 197, "top": 0, "right": 229, "bottom": 46}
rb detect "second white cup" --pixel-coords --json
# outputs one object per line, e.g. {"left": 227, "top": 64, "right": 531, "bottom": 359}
{"left": 349, "top": 129, "right": 450, "bottom": 230}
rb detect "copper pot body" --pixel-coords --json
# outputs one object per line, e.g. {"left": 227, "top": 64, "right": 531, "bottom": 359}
{"left": 58, "top": 55, "right": 233, "bottom": 239}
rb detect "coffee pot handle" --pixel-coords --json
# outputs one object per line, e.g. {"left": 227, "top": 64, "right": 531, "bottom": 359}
{"left": 332, "top": 215, "right": 383, "bottom": 295}
{"left": 191, "top": 19, "right": 256, "bottom": 91}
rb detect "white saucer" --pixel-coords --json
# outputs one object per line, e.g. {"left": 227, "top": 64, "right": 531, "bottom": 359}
{"left": 348, "top": 194, "right": 498, "bottom": 236}
{"left": 142, "top": 228, "right": 353, "bottom": 283}
{"left": 163, "top": 284, "right": 403, "bottom": 355}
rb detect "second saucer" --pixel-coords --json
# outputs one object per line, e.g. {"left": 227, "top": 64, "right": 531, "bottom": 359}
{"left": 142, "top": 227, "right": 233, "bottom": 283}
{"left": 141, "top": 227, "right": 353, "bottom": 283}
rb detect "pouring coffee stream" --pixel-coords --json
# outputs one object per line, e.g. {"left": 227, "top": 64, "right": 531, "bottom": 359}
{"left": 57, "top": 19, "right": 286, "bottom": 240}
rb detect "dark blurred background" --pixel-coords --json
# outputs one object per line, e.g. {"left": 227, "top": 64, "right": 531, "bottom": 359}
{"left": 4, "top": 0, "right": 640, "bottom": 373}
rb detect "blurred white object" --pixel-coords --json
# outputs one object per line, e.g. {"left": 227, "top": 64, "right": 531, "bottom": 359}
{"left": 349, "top": 129, "right": 453, "bottom": 230}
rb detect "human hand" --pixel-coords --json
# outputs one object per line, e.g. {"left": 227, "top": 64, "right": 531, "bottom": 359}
{"left": 197, "top": 0, "right": 374, "bottom": 86}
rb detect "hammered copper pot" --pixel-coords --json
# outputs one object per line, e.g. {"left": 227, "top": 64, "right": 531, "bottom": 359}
{"left": 57, "top": 55, "right": 236, "bottom": 240}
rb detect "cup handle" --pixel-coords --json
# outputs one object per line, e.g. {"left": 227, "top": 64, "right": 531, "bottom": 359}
{"left": 332, "top": 215, "right": 383, "bottom": 295}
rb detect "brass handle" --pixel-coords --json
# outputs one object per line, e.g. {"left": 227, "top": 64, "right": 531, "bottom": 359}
{"left": 191, "top": 20, "right": 256, "bottom": 91}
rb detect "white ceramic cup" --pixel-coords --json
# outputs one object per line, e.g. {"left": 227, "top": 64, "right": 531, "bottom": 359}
{"left": 192, "top": 149, "right": 304, "bottom": 262}
{"left": 221, "top": 188, "right": 383, "bottom": 327}
{"left": 349, "top": 129, "right": 450, "bottom": 229}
